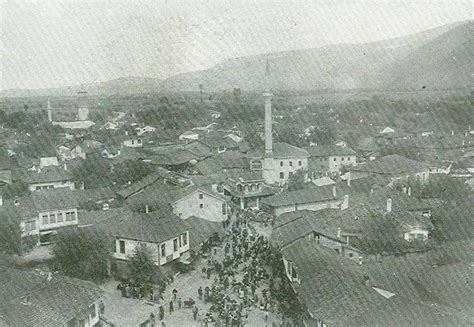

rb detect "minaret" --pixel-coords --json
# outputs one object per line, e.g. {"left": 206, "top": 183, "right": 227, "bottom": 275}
{"left": 262, "top": 59, "right": 275, "bottom": 184}
{"left": 77, "top": 91, "right": 89, "bottom": 121}
{"left": 263, "top": 59, "right": 273, "bottom": 156}
{"left": 47, "top": 98, "right": 52, "bottom": 123}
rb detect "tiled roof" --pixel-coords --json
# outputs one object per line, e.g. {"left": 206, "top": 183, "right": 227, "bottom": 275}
{"left": 350, "top": 154, "right": 429, "bottom": 175}
{"left": 117, "top": 171, "right": 163, "bottom": 198}
{"left": 0, "top": 267, "right": 103, "bottom": 327}
{"left": 281, "top": 239, "right": 471, "bottom": 326}
{"left": 22, "top": 166, "right": 73, "bottom": 184}
{"left": 73, "top": 187, "right": 116, "bottom": 204}
{"left": 0, "top": 169, "right": 12, "bottom": 184}
{"left": 187, "top": 216, "right": 225, "bottom": 247}
{"left": 305, "top": 145, "right": 357, "bottom": 157}
{"left": 148, "top": 145, "right": 197, "bottom": 166}
{"left": 107, "top": 210, "right": 190, "bottom": 244}
{"left": 261, "top": 187, "right": 336, "bottom": 207}
{"left": 248, "top": 142, "right": 309, "bottom": 159}
{"left": 31, "top": 188, "right": 79, "bottom": 212}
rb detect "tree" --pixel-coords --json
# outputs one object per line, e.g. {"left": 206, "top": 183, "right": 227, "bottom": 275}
{"left": 127, "top": 244, "right": 162, "bottom": 287}
{"left": 51, "top": 228, "right": 112, "bottom": 282}
{"left": 359, "top": 213, "right": 410, "bottom": 255}
{"left": 287, "top": 169, "right": 307, "bottom": 191}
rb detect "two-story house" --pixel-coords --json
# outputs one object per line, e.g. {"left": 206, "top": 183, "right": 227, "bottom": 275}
{"left": 1, "top": 188, "right": 80, "bottom": 245}
{"left": 222, "top": 170, "right": 279, "bottom": 210}
{"left": 22, "top": 165, "right": 75, "bottom": 192}
{"left": 306, "top": 145, "right": 357, "bottom": 174}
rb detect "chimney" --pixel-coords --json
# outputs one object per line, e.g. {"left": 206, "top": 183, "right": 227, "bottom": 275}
{"left": 63, "top": 163, "right": 68, "bottom": 171}
{"left": 407, "top": 187, "right": 411, "bottom": 196}
{"left": 145, "top": 205, "right": 150, "bottom": 213}
{"left": 0, "top": 195, "right": 2, "bottom": 207}
{"left": 332, "top": 185, "right": 337, "bottom": 197}
{"left": 264, "top": 59, "right": 273, "bottom": 156}
{"left": 337, "top": 228, "right": 341, "bottom": 238}
{"left": 347, "top": 173, "right": 351, "bottom": 186}
{"left": 47, "top": 98, "right": 52, "bottom": 123}
{"left": 370, "top": 187, "right": 374, "bottom": 195}
{"left": 386, "top": 198, "right": 392, "bottom": 213}
{"left": 80, "top": 181, "right": 85, "bottom": 190}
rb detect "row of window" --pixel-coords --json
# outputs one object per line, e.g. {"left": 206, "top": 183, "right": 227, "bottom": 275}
{"left": 161, "top": 233, "right": 188, "bottom": 257}
{"left": 318, "top": 156, "right": 353, "bottom": 162}
{"left": 35, "top": 185, "right": 55, "bottom": 191}
{"left": 41, "top": 211, "right": 76, "bottom": 225}
{"left": 280, "top": 160, "right": 303, "bottom": 167}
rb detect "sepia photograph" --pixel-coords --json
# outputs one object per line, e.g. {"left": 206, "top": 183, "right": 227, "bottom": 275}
{"left": 0, "top": 0, "right": 473, "bottom": 326}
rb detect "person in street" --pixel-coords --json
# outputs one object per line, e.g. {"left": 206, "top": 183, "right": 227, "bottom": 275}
{"left": 158, "top": 305, "right": 165, "bottom": 321}
{"left": 192, "top": 305, "right": 198, "bottom": 321}
{"left": 99, "top": 300, "right": 105, "bottom": 314}
{"left": 177, "top": 297, "right": 182, "bottom": 309}
{"left": 198, "top": 286, "right": 203, "bottom": 300}
{"left": 172, "top": 288, "right": 178, "bottom": 301}
{"left": 169, "top": 300, "right": 174, "bottom": 314}
{"left": 207, "top": 267, "right": 212, "bottom": 279}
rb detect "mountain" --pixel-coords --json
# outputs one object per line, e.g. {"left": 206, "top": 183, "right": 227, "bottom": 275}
{"left": 376, "top": 22, "right": 473, "bottom": 90}
{"left": 0, "top": 77, "right": 164, "bottom": 98}
{"left": 0, "top": 20, "right": 471, "bottom": 97}
{"left": 161, "top": 21, "right": 470, "bottom": 92}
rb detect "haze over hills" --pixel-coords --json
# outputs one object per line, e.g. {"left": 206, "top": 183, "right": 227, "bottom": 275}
{"left": 1, "top": 20, "right": 471, "bottom": 98}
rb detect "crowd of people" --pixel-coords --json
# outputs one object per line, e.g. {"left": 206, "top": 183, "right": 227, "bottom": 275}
{"left": 137, "top": 211, "right": 293, "bottom": 327}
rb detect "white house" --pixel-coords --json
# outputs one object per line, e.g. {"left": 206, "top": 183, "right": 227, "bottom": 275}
{"left": 23, "top": 165, "right": 75, "bottom": 192}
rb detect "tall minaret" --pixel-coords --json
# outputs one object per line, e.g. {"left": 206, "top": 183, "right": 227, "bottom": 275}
{"left": 47, "top": 98, "right": 52, "bottom": 123}
{"left": 263, "top": 59, "right": 273, "bottom": 156}
{"left": 262, "top": 59, "right": 275, "bottom": 184}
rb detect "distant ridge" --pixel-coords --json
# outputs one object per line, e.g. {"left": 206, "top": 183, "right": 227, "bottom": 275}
{"left": 1, "top": 20, "right": 471, "bottom": 98}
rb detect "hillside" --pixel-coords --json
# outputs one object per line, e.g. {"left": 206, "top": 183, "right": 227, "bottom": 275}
{"left": 377, "top": 22, "right": 473, "bottom": 90}
{"left": 0, "top": 20, "right": 471, "bottom": 97}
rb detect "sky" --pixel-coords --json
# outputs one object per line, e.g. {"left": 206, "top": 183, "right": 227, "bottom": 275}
{"left": 1, "top": 0, "right": 471, "bottom": 90}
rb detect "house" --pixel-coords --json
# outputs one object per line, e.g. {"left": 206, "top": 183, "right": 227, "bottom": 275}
{"left": 122, "top": 136, "right": 143, "bottom": 148}
{"left": 208, "top": 109, "right": 221, "bottom": 119}
{"left": 223, "top": 170, "right": 279, "bottom": 210}
{"left": 312, "top": 176, "right": 336, "bottom": 187}
{"left": 101, "top": 145, "right": 121, "bottom": 159}
{"left": 197, "top": 133, "right": 241, "bottom": 154}
{"left": 147, "top": 145, "right": 198, "bottom": 171}
{"left": 271, "top": 210, "right": 363, "bottom": 261}
{"left": 279, "top": 238, "right": 471, "bottom": 326}
{"left": 306, "top": 145, "right": 357, "bottom": 174}
{"left": 73, "top": 187, "right": 116, "bottom": 210}
{"left": 22, "top": 165, "right": 75, "bottom": 192}
{"left": 193, "top": 151, "right": 248, "bottom": 175}
{"left": 0, "top": 267, "right": 104, "bottom": 327}
{"left": 249, "top": 142, "right": 310, "bottom": 185}
{"left": 94, "top": 208, "right": 191, "bottom": 266}
{"left": 1, "top": 188, "right": 80, "bottom": 245}
{"left": 39, "top": 156, "right": 59, "bottom": 168}
{"left": 261, "top": 186, "right": 347, "bottom": 216}
{"left": 100, "top": 121, "right": 119, "bottom": 130}
{"left": 380, "top": 126, "right": 395, "bottom": 134}
{"left": 349, "top": 154, "right": 430, "bottom": 185}
{"left": 186, "top": 216, "right": 226, "bottom": 251}
{"left": 179, "top": 130, "right": 200, "bottom": 142}
{"left": 136, "top": 125, "right": 157, "bottom": 136}
{"left": 127, "top": 184, "right": 229, "bottom": 222}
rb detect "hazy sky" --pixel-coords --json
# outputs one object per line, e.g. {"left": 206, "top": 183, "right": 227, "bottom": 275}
{"left": 1, "top": 0, "right": 471, "bottom": 90}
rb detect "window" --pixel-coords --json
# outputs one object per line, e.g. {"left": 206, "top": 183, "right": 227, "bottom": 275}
{"left": 280, "top": 161, "right": 283, "bottom": 167}
{"left": 222, "top": 203, "right": 227, "bottom": 215}
{"left": 65, "top": 211, "right": 75, "bottom": 221}
{"left": 42, "top": 214, "right": 49, "bottom": 225}
{"left": 199, "top": 193, "right": 204, "bottom": 199}
{"left": 347, "top": 157, "right": 351, "bottom": 161}
{"left": 298, "top": 161, "right": 302, "bottom": 166}
{"left": 200, "top": 204, "right": 204, "bottom": 209}
{"left": 89, "top": 303, "right": 96, "bottom": 319}
{"left": 49, "top": 213, "right": 57, "bottom": 224}
{"left": 57, "top": 212, "right": 64, "bottom": 223}
{"left": 237, "top": 184, "right": 243, "bottom": 192}
{"left": 161, "top": 244, "right": 166, "bottom": 257}
{"left": 333, "top": 158, "right": 337, "bottom": 161}
{"left": 279, "top": 172, "right": 284, "bottom": 179}
{"left": 341, "top": 158, "right": 344, "bottom": 161}
{"left": 349, "top": 253, "right": 353, "bottom": 258}
{"left": 289, "top": 161, "right": 293, "bottom": 166}
{"left": 36, "top": 186, "right": 41, "bottom": 191}
{"left": 118, "top": 240, "right": 125, "bottom": 254}
{"left": 131, "top": 140, "right": 135, "bottom": 145}
{"left": 138, "top": 139, "right": 142, "bottom": 144}
{"left": 182, "top": 233, "right": 188, "bottom": 246}
{"left": 173, "top": 238, "right": 179, "bottom": 252}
